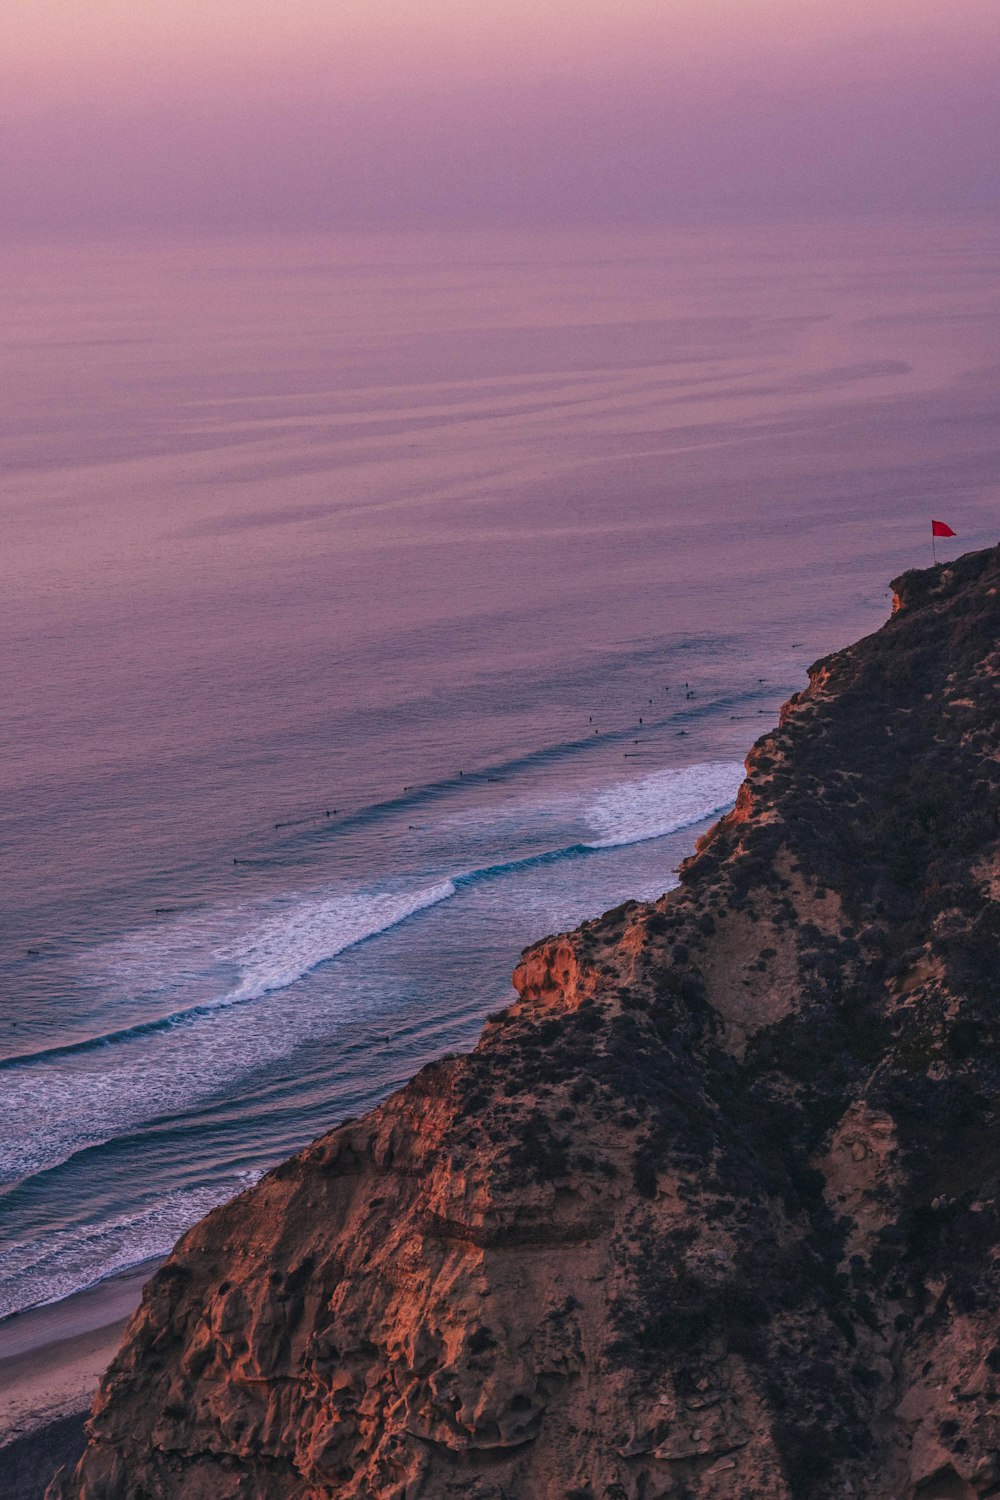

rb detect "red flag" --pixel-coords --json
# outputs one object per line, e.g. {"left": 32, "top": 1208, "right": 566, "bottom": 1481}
{"left": 931, "top": 520, "right": 956, "bottom": 537}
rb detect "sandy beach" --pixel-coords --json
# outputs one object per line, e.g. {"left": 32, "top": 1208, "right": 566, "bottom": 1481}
{"left": 0, "top": 1261, "right": 158, "bottom": 1498}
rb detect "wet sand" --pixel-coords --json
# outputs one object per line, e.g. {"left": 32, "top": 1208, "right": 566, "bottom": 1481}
{"left": 0, "top": 1260, "right": 159, "bottom": 1497}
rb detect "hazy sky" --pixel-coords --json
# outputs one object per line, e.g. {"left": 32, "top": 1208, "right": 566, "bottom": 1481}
{"left": 3, "top": 0, "right": 999, "bottom": 230}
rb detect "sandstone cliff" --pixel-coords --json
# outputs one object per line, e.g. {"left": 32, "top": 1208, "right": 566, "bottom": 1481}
{"left": 52, "top": 546, "right": 1000, "bottom": 1500}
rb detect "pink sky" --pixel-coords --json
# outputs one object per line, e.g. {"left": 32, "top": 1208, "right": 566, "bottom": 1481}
{"left": 3, "top": 0, "right": 999, "bottom": 230}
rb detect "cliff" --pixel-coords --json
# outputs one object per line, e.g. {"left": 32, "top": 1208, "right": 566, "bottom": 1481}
{"left": 51, "top": 545, "right": 1000, "bottom": 1500}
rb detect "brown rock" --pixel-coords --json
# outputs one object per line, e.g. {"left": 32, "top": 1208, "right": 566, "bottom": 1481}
{"left": 50, "top": 545, "right": 1000, "bottom": 1499}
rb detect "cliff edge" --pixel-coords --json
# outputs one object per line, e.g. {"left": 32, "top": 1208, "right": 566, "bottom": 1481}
{"left": 52, "top": 546, "right": 1000, "bottom": 1500}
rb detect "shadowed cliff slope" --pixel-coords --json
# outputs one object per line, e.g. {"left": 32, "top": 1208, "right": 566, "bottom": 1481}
{"left": 52, "top": 546, "right": 1000, "bottom": 1500}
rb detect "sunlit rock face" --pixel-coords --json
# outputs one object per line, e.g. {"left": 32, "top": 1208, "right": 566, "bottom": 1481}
{"left": 52, "top": 546, "right": 1000, "bottom": 1500}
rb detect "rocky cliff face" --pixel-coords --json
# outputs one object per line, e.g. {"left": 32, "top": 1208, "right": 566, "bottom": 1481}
{"left": 52, "top": 546, "right": 1000, "bottom": 1500}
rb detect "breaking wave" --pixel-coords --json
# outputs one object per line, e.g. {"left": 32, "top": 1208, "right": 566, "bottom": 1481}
{"left": 1, "top": 882, "right": 457, "bottom": 1071}
{"left": 0, "top": 1174, "right": 262, "bottom": 1320}
{"left": 0, "top": 758, "right": 742, "bottom": 1192}
{"left": 583, "top": 760, "right": 743, "bottom": 849}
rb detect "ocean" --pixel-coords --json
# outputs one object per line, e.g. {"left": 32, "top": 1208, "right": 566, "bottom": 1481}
{"left": 1, "top": 219, "right": 998, "bottom": 1322}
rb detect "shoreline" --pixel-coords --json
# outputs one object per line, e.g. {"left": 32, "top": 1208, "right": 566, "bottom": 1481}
{"left": 0, "top": 1258, "right": 160, "bottom": 1451}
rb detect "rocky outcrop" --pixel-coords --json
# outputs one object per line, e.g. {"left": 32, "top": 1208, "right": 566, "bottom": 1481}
{"left": 52, "top": 546, "right": 1000, "bottom": 1499}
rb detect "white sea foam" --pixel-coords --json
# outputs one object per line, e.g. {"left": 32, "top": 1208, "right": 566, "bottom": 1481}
{"left": 0, "top": 761, "right": 742, "bottom": 1199}
{"left": 0, "top": 1173, "right": 262, "bottom": 1320}
{"left": 90, "top": 879, "right": 457, "bottom": 1016}
{"left": 436, "top": 760, "right": 743, "bottom": 855}
{"left": 0, "top": 881, "right": 456, "bottom": 1186}
{"left": 584, "top": 761, "right": 744, "bottom": 849}
{"left": 0, "top": 760, "right": 745, "bottom": 1316}
{"left": 223, "top": 881, "right": 453, "bottom": 1000}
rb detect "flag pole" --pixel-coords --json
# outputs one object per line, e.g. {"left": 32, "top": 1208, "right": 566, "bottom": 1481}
{"left": 932, "top": 521, "right": 936, "bottom": 565}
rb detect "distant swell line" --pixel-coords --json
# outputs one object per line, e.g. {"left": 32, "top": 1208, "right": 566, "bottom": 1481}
{"left": 281, "top": 688, "right": 761, "bottom": 844}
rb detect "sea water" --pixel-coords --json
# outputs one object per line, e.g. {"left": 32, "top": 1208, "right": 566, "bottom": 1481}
{"left": 2, "top": 220, "right": 999, "bottom": 1320}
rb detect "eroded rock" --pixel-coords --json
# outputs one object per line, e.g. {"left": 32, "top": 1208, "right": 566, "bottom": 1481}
{"left": 50, "top": 546, "right": 1000, "bottom": 1498}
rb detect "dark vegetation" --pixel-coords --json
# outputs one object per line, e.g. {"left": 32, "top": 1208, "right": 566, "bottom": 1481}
{"left": 448, "top": 548, "right": 1000, "bottom": 1496}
